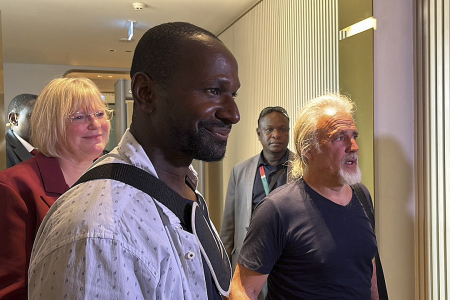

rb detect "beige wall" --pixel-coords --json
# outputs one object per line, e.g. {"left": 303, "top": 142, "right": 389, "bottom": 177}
{"left": 374, "top": 0, "right": 415, "bottom": 299}
{"left": 415, "top": 0, "right": 450, "bottom": 298}
{"left": 218, "top": 0, "right": 339, "bottom": 228}
{"left": 3, "top": 63, "right": 128, "bottom": 111}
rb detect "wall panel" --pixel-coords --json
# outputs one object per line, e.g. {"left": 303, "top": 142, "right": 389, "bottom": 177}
{"left": 217, "top": 0, "right": 339, "bottom": 226}
{"left": 416, "top": 0, "right": 450, "bottom": 298}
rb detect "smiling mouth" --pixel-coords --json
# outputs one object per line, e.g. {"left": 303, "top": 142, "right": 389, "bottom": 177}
{"left": 207, "top": 127, "right": 231, "bottom": 140}
{"left": 84, "top": 134, "right": 102, "bottom": 139}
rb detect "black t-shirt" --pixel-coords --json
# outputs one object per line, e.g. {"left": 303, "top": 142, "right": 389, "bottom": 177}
{"left": 239, "top": 179, "right": 377, "bottom": 300}
{"left": 180, "top": 197, "right": 222, "bottom": 300}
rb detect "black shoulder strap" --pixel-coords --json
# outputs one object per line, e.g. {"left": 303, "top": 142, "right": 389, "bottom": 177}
{"left": 73, "top": 163, "right": 232, "bottom": 295}
{"left": 353, "top": 184, "right": 389, "bottom": 300}
{"left": 353, "top": 184, "right": 375, "bottom": 229}
{"left": 73, "top": 163, "right": 188, "bottom": 225}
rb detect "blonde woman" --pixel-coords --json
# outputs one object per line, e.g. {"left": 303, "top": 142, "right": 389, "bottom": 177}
{"left": 0, "top": 77, "right": 111, "bottom": 299}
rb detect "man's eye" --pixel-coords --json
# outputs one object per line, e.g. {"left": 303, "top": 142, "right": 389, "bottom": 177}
{"left": 231, "top": 92, "right": 238, "bottom": 99}
{"left": 206, "top": 88, "right": 220, "bottom": 95}
{"left": 264, "top": 128, "right": 273, "bottom": 134}
{"left": 336, "top": 136, "right": 343, "bottom": 141}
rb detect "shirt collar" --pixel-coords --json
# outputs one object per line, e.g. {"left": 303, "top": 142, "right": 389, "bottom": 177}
{"left": 258, "top": 148, "right": 290, "bottom": 168}
{"left": 13, "top": 131, "right": 34, "bottom": 152}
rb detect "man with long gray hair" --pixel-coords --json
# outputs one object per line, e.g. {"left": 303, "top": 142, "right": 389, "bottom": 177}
{"left": 230, "top": 94, "right": 388, "bottom": 299}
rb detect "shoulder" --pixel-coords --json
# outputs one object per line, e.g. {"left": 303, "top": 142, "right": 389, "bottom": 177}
{"left": 352, "top": 183, "right": 373, "bottom": 201}
{"left": 5, "top": 129, "right": 17, "bottom": 142}
{"left": 233, "top": 154, "right": 259, "bottom": 171}
{"left": 259, "top": 180, "right": 306, "bottom": 209}
{"left": 0, "top": 157, "right": 39, "bottom": 185}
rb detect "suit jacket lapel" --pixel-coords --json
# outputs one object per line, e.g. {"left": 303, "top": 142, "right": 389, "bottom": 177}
{"left": 35, "top": 153, "right": 69, "bottom": 207}
{"left": 6, "top": 130, "right": 33, "bottom": 161}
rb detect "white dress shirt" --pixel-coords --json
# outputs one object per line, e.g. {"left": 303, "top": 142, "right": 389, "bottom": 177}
{"left": 28, "top": 130, "right": 218, "bottom": 300}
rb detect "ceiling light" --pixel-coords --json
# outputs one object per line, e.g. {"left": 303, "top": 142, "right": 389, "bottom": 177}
{"left": 127, "top": 20, "right": 136, "bottom": 41}
{"left": 119, "top": 20, "right": 137, "bottom": 42}
{"left": 339, "top": 17, "right": 377, "bottom": 40}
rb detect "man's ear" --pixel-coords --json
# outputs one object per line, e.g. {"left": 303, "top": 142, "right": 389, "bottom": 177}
{"left": 8, "top": 112, "right": 18, "bottom": 126}
{"left": 131, "top": 72, "right": 155, "bottom": 114}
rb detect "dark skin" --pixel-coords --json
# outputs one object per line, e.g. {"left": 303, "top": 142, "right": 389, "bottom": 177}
{"left": 8, "top": 100, "right": 36, "bottom": 143}
{"left": 256, "top": 111, "right": 289, "bottom": 166}
{"left": 130, "top": 35, "right": 240, "bottom": 201}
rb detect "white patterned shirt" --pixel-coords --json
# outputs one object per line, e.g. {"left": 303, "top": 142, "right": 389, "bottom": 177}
{"left": 28, "top": 130, "right": 220, "bottom": 300}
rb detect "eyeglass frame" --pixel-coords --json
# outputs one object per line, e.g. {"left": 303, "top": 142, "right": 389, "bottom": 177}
{"left": 257, "top": 106, "right": 289, "bottom": 125}
{"left": 67, "top": 109, "right": 114, "bottom": 124}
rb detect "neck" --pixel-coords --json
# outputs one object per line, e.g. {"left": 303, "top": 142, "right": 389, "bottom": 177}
{"left": 150, "top": 152, "right": 196, "bottom": 201}
{"left": 263, "top": 149, "right": 287, "bottom": 167}
{"left": 130, "top": 123, "right": 197, "bottom": 201}
{"left": 303, "top": 172, "right": 352, "bottom": 206}
{"left": 57, "top": 155, "right": 94, "bottom": 187}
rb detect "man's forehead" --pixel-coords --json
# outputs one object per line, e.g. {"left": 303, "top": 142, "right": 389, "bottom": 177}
{"left": 319, "top": 111, "right": 356, "bottom": 133}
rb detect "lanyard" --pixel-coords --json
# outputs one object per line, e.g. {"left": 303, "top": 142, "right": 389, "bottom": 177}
{"left": 259, "top": 165, "right": 285, "bottom": 196}
{"left": 259, "top": 166, "right": 271, "bottom": 196}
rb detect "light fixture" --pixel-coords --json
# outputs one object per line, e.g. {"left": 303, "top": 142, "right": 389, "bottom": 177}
{"left": 339, "top": 17, "right": 377, "bottom": 40}
{"left": 119, "top": 20, "right": 137, "bottom": 42}
{"left": 127, "top": 20, "right": 137, "bottom": 41}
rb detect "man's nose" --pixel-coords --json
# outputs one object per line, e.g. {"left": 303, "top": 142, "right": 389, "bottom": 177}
{"left": 347, "top": 137, "right": 359, "bottom": 152}
{"left": 216, "top": 94, "right": 240, "bottom": 125}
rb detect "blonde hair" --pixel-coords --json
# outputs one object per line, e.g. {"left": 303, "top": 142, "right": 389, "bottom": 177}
{"left": 291, "top": 93, "right": 355, "bottom": 179}
{"left": 31, "top": 77, "right": 108, "bottom": 157}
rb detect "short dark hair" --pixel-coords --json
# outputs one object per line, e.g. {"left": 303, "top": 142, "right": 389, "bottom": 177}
{"left": 130, "top": 22, "right": 221, "bottom": 87}
{"left": 257, "top": 106, "right": 289, "bottom": 126}
{"left": 7, "top": 93, "right": 38, "bottom": 116}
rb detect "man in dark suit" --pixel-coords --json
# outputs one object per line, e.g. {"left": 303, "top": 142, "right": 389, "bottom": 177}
{"left": 221, "top": 106, "right": 293, "bottom": 275}
{"left": 5, "top": 94, "right": 37, "bottom": 168}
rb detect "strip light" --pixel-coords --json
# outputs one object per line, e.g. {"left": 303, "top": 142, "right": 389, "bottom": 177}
{"left": 339, "top": 17, "right": 377, "bottom": 40}
{"left": 127, "top": 20, "right": 137, "bottom": 41}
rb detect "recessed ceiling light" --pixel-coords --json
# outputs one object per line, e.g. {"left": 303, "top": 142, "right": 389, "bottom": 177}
{"left": 109, "top": 49, "right": 116, "bottom": 52}
{"left": 108, "top": 75, "right": 113, "bottom": 78}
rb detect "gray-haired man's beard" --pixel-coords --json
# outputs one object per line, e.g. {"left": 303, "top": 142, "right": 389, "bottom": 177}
{"left": 338, "top": 153, "right": 362, "bottom": 185}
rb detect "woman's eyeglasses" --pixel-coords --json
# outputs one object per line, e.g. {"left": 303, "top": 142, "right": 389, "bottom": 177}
{"left": 68, "top": 109, "right": 114, "bottom": 124}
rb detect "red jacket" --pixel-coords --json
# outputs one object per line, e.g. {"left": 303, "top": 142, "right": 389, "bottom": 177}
{"left": 0, "top": 152, "right": 68, "bottom": 299}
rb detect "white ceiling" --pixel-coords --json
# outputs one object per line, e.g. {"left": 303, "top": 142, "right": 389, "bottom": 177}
{"left": 1, "top": 0, "right": 259, "bottom": 69}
